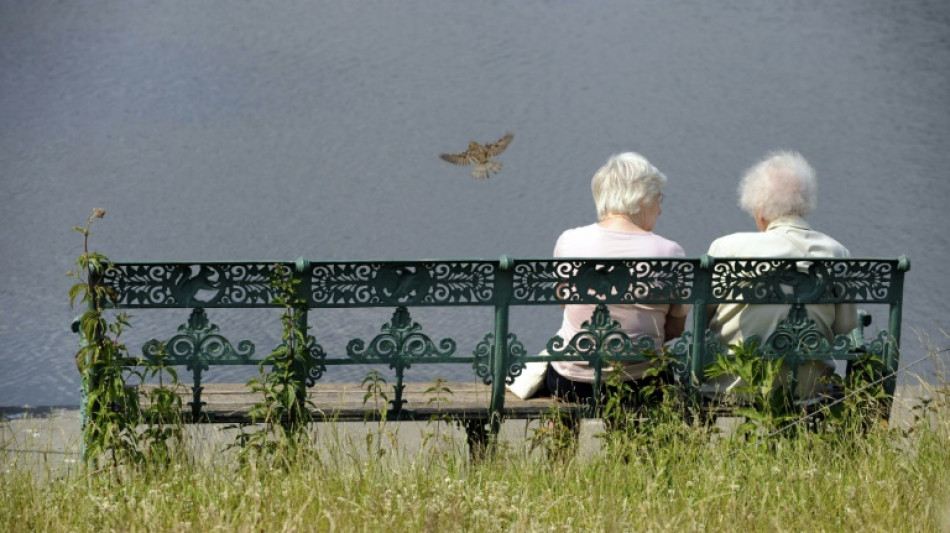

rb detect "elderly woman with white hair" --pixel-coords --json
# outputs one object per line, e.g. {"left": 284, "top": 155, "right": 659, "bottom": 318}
{"left": 541, "top": 152, "right": 689, "bottom": 405}
{"left": 704, "top": 150, "right": 858, "bottom": 401}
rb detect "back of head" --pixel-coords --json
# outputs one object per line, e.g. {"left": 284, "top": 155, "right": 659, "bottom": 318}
{"left": 738, "top": 150, "right": 817, "bottom": 221}
{"left": 591, "top": 152, "right": 667, "bottom": 220}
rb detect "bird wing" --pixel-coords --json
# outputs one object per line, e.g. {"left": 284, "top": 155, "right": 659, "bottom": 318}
{"left": 487, "top": 132, "right": 514, "bottom": 156}
{"left": 440, "top": 152, "right": 474, "bottom": 166}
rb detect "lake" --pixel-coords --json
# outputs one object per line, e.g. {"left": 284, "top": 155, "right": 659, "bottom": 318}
{"left": 1, "top": 0, "right": 948, "bottom": 406}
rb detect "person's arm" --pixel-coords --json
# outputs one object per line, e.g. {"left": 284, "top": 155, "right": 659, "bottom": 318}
{"left": 664, "top": 313, "right": 686, "bottom": 342}
{"left": 832, "top": 303, "right": 859, "bottom": 336}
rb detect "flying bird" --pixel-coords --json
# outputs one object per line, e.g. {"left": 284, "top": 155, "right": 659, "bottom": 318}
{"left": 440, "top": 132, "right": 514, "bottom": 179}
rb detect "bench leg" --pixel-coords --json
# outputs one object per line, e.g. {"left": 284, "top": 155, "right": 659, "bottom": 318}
{"left": 463, "top": 419, "right": 490, "bottom": 462}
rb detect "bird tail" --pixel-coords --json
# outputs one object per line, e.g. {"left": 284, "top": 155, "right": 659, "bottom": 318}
{"left": 471, "top": 164, "right": 490, "bottom": 179}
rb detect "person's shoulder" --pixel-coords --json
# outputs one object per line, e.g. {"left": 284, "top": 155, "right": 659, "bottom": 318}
{"left": 649, "top": 233, "right": 686, "bottom": 256}
{"left": 707, "top": 231, "right": 762, "bottom": 255}
{"left": 554, "top": 223, "right": 598, "bottom": 255}
{"left": 812, "top": 231, "right": 852, "bottom": 258}
{"left": 557, "top": 223, "right": 598, "bottom": 241}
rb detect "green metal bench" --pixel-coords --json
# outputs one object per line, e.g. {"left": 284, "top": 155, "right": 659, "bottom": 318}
{"left": 78, "top": 255, "right": 909, "bottom": 445}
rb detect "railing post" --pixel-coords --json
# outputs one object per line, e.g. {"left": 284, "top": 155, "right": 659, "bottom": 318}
{"left": 293, "top": 258, "right": 312, "bottom": 422}
{"left": 689, "top": 255, "right": 714, "bottom": 404}
{"left": 884, "top": 256, "right": 910, "bottom": 399}
{"left": 73, "top": 315, "right": 91, "bottom": 463}
{"left": 79, "top": 262, "right": 106, "bottom": 464}
{"left": 489, "top": 255, "right": 514, "bottom": 437}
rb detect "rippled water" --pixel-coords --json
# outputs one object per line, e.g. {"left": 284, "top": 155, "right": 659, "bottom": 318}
{"left": 1, "top": 1, "right": 948, "bottom": 406}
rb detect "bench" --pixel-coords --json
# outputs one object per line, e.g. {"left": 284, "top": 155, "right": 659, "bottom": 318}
{"left": 76, "top": 255, "right": 910, "bottom": 448}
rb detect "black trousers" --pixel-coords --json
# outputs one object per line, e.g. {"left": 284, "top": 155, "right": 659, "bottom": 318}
{"left": 544, "top": 364, "right": 670, "bottom": 407}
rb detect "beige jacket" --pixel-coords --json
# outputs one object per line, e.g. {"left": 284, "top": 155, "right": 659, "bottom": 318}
{"left": 704, "top": 216, "right": 858, "bottom": 400}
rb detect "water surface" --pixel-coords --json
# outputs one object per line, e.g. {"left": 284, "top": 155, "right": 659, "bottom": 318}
{"left": 1, "top": 1, "right": 948, "bottom": 406}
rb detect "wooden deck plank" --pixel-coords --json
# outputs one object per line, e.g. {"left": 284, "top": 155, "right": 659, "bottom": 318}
{"left": 138, "top": 382, "right": 581, "bottom": 423}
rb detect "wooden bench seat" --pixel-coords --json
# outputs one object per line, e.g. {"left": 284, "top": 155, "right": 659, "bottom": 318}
{"left": 139, "top": 382, "right": 581, "bottom": 424}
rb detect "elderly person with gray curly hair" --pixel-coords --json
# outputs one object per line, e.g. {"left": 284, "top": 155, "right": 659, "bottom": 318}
{"left": 704, "top": 151, "right": 858, "bottom": 402}
{"left": 542, "top": 152, "right": 690, "bottom": 404}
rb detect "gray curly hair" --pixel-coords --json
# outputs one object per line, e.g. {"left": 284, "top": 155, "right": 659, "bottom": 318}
{"left": 738, "top": 151, "right": 817, "bottom": 221}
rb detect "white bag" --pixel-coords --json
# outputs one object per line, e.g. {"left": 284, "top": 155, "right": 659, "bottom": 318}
{"left": 505, "top": 351, "right": 550, "bottom": 400}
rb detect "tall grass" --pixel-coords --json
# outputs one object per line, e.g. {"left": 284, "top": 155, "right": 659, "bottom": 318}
{"left": 2, "top": 387, "right": 948, "bottom": 533}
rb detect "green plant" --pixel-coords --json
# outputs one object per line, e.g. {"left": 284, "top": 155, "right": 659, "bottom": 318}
{"left": 814, "top": 349, "right": 891, "bottom": 435}
{"left": 529, "top": 407, "right": 577, "bottom": 462}
{"left": 599, "top": 348, "right": 701, "bottom": 457}
{"left": 361, "top": 369, "right": 391, "bottom": 458}
{"left": 704, "top": 339, "right": 799, "bottom": 435}
{"left": 240, "top": 264, "right": 316, "bottom": 459}
{"left": 136, "top": 342, "right": 184, "bottom": 466}
{"left": 70, "top": 208, "right": 139, "bottom": 465}
{"left": 361, "top": 369, "right": 389, "bottom": 417}
{"left": 421, "top": 377, "right": 454, "bottom": 450}
{"left": 69, "top": 208, "right": 183, "bottom": 468}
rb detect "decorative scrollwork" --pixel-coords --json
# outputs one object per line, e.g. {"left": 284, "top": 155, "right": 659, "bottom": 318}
{"left": 346, "top": 307, "right": 456, "bottom": 369}
{"left": 710, "top": 259, "right": 896, "bottom": 304}
{"left": 666, "top": 332, "right": 699, "bottom": 380}
{"left": 756, "top": 304, "right": 855, "bottom": 366}
{"left": 472, "top": 332, "right": 526, "bottom": 385}
{"left": 511, "top": 260, "right": 568, "bottom": 302}
{"left": 512, "top": 259, "right": 695, "bottom": 304}
{"left": 829, "top": 260, "right": 894, "bottom": 301}
{"left": 866, "top": 329, "right": 895, "bottom": 360}
{"left": 141, "top": 308, "right": 256, "bottom": 372}
{"left": 105, "top": 263, "right": 279, "bottom": 307}
{"left": 310, "top": 262, "right": 495, "bottom": 306}
{"left": 271, "top": 335, "right": 327, "bottom": 387}
{"left": 545, "top": 304, "right": 656, "bottom": 365}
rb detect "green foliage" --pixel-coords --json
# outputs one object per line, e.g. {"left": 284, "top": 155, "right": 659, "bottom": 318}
{"left": 705, "top": 339, "right": 799, "bottom": 434}
{"left": 135, "top": 342, "right": 184, "bottom": 466}
{"left": 238, "top": 264, "right": 316, "bottom": 460}
{"left": 4, "top": 404, "right": 950, "bottom": 532}
{"left": 598, "top": 348, "right": 701, "bottom": 456}
{"left": 360, "top": 369, "right": 392, "bottom": 458}
{"left": 420, "top": 377, "right": 455, "bottom": 451}
{"left": 529, "top": 407, "right": 577, "bottom": 462}
{"left": 821, "top": 350, "right": 892, "bottom": 434}
{"left": 361, "top": 369, "right": 389, "bottom": 417}
{"left": 69, "top": 208, "right": 183, "bottom": 468}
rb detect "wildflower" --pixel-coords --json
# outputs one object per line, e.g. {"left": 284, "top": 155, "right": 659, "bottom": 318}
{"left": 92, "top": 207, "right": 106, "bottom": 219}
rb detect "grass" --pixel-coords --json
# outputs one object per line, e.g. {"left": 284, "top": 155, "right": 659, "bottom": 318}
{"left": 5, "top": 339, "right": 950, "bottom": 533}
{"left": 2, "top": 396, "right": 948, "bottom": 533}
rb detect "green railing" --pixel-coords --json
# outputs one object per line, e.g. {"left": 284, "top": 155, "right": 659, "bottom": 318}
{"left": 80, "top": 255, "right": 910, "bottom": 436}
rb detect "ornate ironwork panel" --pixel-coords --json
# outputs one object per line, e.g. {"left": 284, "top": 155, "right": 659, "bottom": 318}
{"left": 309, "top": 261, "right": 496, "bottom": 307}
{"left": 104, "top": 262, "right": 283, "bottom": 308}
{"left": 140, "top": 308, "right": 257, "bottom": 420}
{"left": 668, "top": 330, "right": 723, "bottom": 382}
{"left": 709, "top": 259, "right": 899, "bottom": 304}
{"left": 511, "top": 259, "right": 696, "bottom": 304}
{"left": 866, "top": 329, "right": 896, "bottom": 360}
{"left": 545, "top": 304, "right": 657, "bottom": 365}
{"left": 346, "top": 307, "right": 457, "bottom": 367}
{"left": 272, "top": 336, "right": 328, "bottom": 387}
{"left": 141, "top": 308, "right": 257, "bottom": 370}
{"left": 473, "top": 332, "right": 526, "bottom": 385}
{"left": 749, "top": 304, "right": 856, "bottom": 365}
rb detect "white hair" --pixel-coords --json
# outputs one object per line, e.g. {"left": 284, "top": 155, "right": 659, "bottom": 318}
{"left": 738, "top": 151, "right": 817, "bottom": 221}
{"left": 591, "top": 152, "right": 667, "bottom": 220}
